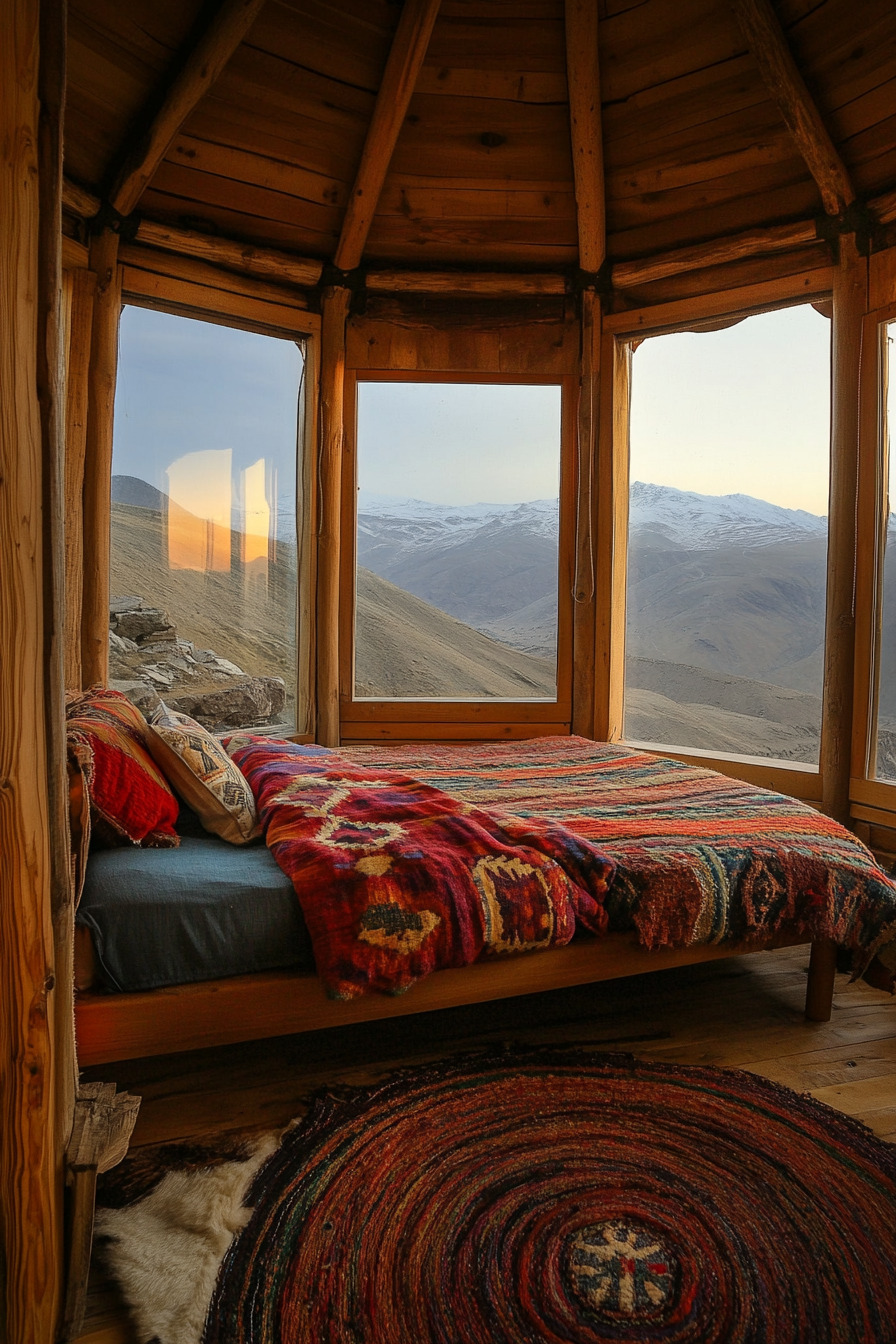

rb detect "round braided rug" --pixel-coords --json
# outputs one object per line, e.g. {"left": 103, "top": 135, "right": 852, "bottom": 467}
{"left": 205, "top": 1051, "right": 896, "bottom": 1344}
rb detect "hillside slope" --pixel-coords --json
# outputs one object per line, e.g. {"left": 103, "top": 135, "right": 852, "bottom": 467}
{"left": 355, "top": 568, "right": 556, "bottom": 699}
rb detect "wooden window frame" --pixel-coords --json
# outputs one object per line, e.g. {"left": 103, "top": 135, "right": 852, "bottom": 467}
{"left": 597, "top": 268, "right": 835, "bottom": 803}
{"left": 851, "top": 298, "right": 896, "bottom": 826}
{"left": 118, "top": 265, "right": 321, "bottom": 736}
{"left": 338, "top": 369, "right": 578, "bottom": 744}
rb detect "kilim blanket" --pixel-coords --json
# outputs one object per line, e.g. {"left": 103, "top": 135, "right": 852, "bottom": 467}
{"left": 228, "top": 738, "right": 615, "bottom": 998}
{"left": 340, "top": 735, "right": 896, "bottom": 983}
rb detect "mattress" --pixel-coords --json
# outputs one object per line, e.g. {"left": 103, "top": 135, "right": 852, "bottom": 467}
{"left": 76, "top": 836, "right": 314, "bottom": 992}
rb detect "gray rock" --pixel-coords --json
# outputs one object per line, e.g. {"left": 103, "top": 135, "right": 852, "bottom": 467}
{"left": 109, "top": 679, "right": 160, "bottom": 717}
{"left": 167, "top": 676, "right": 285, "bottom": 729}
{"left": 257, "top": 676, "right": 286, "bottom": 715}
{"left": 109, "top": 630, "right": 139, "bottom": 655}
{"left": 193, "top": 649, "right": 218, "bottom": 665}
{"left": 141, "top": 664, "right": 176, "bottom": 688}
{"left": 112, "top": 607, "right": 176, "bottom": 644}
{"left": 110, "top": 595, "right": 144, "bottom": 615}
{"left": 208, "top": 656, "right": 245, "bottom": 678}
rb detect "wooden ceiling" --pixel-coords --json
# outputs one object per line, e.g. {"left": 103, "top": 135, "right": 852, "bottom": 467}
{"left": 63, "top": 0, "right": 896, "bottom": 271}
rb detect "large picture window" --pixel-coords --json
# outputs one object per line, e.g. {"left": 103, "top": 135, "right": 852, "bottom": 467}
{"left": 351, "top": 379, "right": 564, "bottom": 702}
{"left": 622, "top": 303, "right": 831, "bottom": 766}
{"left": 110, "top": 305, "right": 305, "bottom": 734}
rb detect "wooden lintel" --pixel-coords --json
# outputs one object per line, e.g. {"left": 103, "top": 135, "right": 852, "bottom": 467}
{"left": 730, "top": 0, "right": 855, "bottom": 216}
{"left": 62, "top": 175, "right": 100, "bottom": 218}
{"left": 134, "top": 219, "right": 323, "bottom": 288}
{"left": 613, "top": 219, "right": 819, "bottom": 289}
{"left": 565, "top": 0, "right": 606, "bottom": 274}
{"left": 334, "top": 0, "right": 441, "bottom": 271}
{"left": 110, "top": 0, "right": 268, "bottom": 217}
{"left": 365, "top": 269, "right": 566, "bottom": 296}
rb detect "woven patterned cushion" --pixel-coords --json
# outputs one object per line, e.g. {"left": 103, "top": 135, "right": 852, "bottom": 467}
{"left": 66, "top": 688, "right": 180, "bottom": 848}
{"left": 147, "top": 706, "right": 259, "bottom": 845}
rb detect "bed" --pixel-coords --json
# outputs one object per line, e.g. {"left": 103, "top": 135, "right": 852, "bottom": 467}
{"left": 74, "top": 736, "right": 896, "bottom": 1067}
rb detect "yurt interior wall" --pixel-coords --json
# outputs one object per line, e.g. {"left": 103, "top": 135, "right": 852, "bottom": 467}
{"left": 3, "top": 0, "right": 896, "bottom": 1335}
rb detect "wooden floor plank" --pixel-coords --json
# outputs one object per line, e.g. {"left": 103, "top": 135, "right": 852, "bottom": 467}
{"left": 76, "top": 946, "right": 896, "bottom": 1341}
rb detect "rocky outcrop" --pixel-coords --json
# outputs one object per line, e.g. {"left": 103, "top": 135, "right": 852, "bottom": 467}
{"left": 108, "top": 597, "right": 288, "bottom": 732}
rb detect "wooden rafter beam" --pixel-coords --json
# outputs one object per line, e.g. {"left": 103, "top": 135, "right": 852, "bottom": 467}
{"left": 565, "top": 0, "right": 606, "bottom": 274}
{"left": 730, "top": 0, "right": 855, "bottom": 216}
{"left": 134, "top": 220, "right": 323, "bottom": 287}
{"left": 109, "top": 0, "right": 267, "bottom": 217}
{"left": 334, "top": 0, "right": 441, "bottom": 272}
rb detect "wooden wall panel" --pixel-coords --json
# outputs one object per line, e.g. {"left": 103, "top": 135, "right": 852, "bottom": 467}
{"left": 0, "top": 0, "right": 62, "bottom": 1335}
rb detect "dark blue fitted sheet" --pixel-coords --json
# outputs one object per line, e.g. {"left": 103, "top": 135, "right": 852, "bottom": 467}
{"left": 76, "top": 836, "right": 314, "bottom": 992}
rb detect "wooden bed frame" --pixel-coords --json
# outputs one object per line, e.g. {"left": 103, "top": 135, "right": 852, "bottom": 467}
{"left": 74, "top": 930, "right": 837, "bottom": 1068}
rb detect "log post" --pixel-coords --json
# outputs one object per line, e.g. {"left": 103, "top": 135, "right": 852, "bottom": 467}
{"left": 38, "top": 0, "right": 79, "bottom": 1232}
{"left": 821, "top": 235, "right": 866, "bottom": 823}
{"left": 316, "top": 286, "right": 351, "bottom": 745}
{"left": 572, "top": 289, "right": 599, "bottom": 737}
{"left": 0, "top": 0, "right": 64, "bottom": 1336}
{"left": 63, "top": 267, "right": 96, "bottom": 690}
{"left": 80, "top": 228, "right": 121, "bottom": 688}
{"left": 805, "top": 938, "right": 837, "bottom": 1021}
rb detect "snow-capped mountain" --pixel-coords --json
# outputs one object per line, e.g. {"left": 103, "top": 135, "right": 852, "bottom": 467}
{"left": 629, "top": 481, "right": 827, "bottom": 550}
{"left": 356, "top": 492, "right": 558, "bottom": 566}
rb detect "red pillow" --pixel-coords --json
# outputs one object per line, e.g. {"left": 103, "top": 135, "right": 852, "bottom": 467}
{"left": 66, "top": 687, "right": 180, "bottom": 848}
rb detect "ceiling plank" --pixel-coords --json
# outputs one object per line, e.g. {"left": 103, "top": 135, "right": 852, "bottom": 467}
{"left": 334, "top": 0, "right": 442, "bottom": 272}
{"left": 730, "top": 0, "right": 855, "bottom": 215}
{"left": 109, "top": 0, "right": 268, "bottom": 217}
{"left": 565, "top": 0, "right": 606, "bottom": 274}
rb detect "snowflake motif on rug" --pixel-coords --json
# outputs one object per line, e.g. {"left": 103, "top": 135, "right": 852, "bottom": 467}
{"left": 568, "top": 1220, "right": 679, "bottom": 1318}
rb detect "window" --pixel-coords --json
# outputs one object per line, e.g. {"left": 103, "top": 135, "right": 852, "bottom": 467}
{"left": 352, "top": 380, "right": 563, "bottom": 702}
{"left": 622, "top": 304, "right": 831, "bottom": 766}
{"left": 873, "top": 319, "right": 896, "bottom": 780}
{"left": 110, "top": 305, "right": 305, "bottom": 733}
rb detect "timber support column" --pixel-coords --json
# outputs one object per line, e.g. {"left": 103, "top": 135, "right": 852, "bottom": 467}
{"left": 316, "top": 285, "right": 350, "bottom": 746}
{"left": 80, "top": 226, "right": 121, "bottom": 689}
{"left": 822, "top": 235, "right": 866, "bottom": 823}
{"left": 572, "top": 288, "right": 599, "bottom": 736}
{"left": 0, "top": 0, "right": 63, "bottom": 1336}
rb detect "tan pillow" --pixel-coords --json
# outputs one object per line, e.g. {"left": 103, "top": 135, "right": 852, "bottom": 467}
{"left": 146, "top": 705, "right": 260, "bottom": 845}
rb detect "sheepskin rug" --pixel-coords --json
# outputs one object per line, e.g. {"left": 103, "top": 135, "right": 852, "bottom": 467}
{"left": 95, "top": 1133, "right": 279, "bottom": 1344}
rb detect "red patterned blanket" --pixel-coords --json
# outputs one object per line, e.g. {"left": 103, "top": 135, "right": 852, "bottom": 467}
{"left": 229, "top": 739, "right": 614, "bottom": 999}
{"left": 341, "top": 736, "right": 896, "bottom": 986}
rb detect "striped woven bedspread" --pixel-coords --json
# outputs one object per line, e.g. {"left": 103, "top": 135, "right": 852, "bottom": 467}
{"left": 341, "top": 736, "right": 896, "bottom": 978}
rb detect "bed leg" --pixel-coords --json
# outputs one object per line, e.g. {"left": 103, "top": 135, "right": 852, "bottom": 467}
{"left": 805, "top": 939, "right": 837, "bottom": 1022}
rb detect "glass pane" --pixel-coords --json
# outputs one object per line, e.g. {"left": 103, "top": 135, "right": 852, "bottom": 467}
{"left": 354, "top": 381, "right": 562, "bottom": 700}
{"left": 875, "top": 320, "right": 896, "bottom": 779}
{"left": 109, "top": 305, "right": 302, "bottom": 733}
{"left": 623, "top": 304, "right": 831, "bottom": 765}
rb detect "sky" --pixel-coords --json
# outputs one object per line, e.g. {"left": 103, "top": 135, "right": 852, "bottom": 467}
{"left": 112, "top": 299, "right": 833, "bottom": 519}
{"left": 629, "top": 303, "right": 831, "bottom": 516}
{"left": 357, "top": 382, "right": 563, "bottom": 504}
